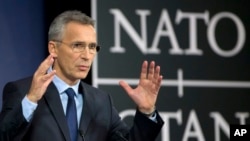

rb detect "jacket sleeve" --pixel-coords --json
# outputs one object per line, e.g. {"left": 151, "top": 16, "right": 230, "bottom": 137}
{"left": 0, "top": 82, "right": 30, "bottom": 141}
{"left": 129, "top": 109, "right": 164, "bottom": 141}
{"left": 107, "top": 92, "right": 164, "bottom": 141}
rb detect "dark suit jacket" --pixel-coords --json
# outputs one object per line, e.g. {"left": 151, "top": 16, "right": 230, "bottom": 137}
{"left": 0, "top": 77, "right": 164, "bottom": 141}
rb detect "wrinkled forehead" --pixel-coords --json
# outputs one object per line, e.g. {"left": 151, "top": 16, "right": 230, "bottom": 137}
{"left": 61, "top": 22, "right": 97, "bottom": 42}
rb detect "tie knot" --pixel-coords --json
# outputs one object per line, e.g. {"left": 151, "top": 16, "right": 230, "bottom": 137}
{"left": 65, "top": 88, "right": 76, "bottom": 99}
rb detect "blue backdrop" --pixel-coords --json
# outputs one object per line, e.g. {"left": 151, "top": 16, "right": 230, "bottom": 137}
{"left": 0, "top": 0, "right": 45, "bottom": 110}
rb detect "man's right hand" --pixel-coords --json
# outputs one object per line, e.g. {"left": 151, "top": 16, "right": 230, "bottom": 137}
{"left": 27, "top": 54, "right": 56, "bottom": 103}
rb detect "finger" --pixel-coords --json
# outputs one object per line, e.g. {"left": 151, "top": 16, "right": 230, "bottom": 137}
{"left": 152, "top": 65, "right": 162, "bottom": 90}
{"left": 147, "top": 61, "right": 155, "bottom": 80}
{"left": 42, "top": 70, "right": 56, "bottom": 80}
{"left": 119, "top": 80, "right": 133, "bottom": 95}
{"left": 36, "top": 54, "right": 55, "bottom": 75}
{"left": 155, "top": 75, "right": 163, "bottom": 91}
{"left": 153, "top": 65, "right": 161, "bottom": 82}
{"left": 140, "top": 61, "right": 148, "bottom": 80}
{"left": 42, "top": 70, "right": 56, "bottom": 85}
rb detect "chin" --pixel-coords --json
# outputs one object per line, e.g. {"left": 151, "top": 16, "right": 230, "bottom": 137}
{"left": 80, "top": 76, "right": 87, "bottom": 79}
{"left": 77, "top": 74, "right": 88, "bottom": 79}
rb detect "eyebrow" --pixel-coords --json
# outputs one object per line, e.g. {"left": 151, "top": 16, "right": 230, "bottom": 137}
{"left": 72, "top": 41, "right": 97, "bottom": 44}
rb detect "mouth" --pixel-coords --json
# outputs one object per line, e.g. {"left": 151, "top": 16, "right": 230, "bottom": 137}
{"left": 78, "top": 65, "right": 89, "bottom": 71}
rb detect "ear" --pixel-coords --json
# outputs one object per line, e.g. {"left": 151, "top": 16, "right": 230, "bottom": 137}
{"left": 48, "top": 41, "right": 58, "bottom": 56}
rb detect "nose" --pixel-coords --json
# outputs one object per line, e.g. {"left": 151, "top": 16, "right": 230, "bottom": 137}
{"left": 80, "top": 48, "right": 91, "bottom": 60}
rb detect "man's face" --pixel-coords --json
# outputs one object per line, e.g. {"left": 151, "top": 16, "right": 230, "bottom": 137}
{"left": 50, "top": 22, "right": 97, "bottom": 85}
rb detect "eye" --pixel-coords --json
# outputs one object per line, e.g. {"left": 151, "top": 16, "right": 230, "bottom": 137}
{"left": 72, "top": 42, "right": 85, "bottom": 48}
{"left": 89, "top": 43, "right": 97, "bottom": 49}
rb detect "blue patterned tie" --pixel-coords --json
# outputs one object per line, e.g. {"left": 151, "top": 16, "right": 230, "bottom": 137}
{"left": 65, "top": 88, "right": 78, "bottom": 141}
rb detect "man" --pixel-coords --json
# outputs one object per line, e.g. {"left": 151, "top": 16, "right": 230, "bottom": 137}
{"left": 0, "top": 10, "right": 164, "bottom": 141}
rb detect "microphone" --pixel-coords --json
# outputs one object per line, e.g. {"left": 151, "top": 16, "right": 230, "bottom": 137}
{"left": 79, "top": 130, "right": 85, "bottom": 141}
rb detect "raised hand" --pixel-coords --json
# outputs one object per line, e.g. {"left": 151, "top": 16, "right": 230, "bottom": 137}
{"left": 119, "top": 61, "right": 163, "bottom": 114}
{"left": 27, "top": 54, "right": 56, "bottom": 103}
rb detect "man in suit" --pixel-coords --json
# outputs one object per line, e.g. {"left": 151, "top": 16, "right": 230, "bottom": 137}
{"left": 0, "top": 10, "right": 164, "bottom": 141}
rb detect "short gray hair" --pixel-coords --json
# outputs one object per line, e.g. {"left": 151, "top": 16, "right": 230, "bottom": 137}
{"left": 48, "top": 10, "right": 95, "bottom": 41}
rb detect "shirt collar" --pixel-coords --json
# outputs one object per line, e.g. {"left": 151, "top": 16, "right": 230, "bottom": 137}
{"left": 48, "top": 66, "right": 80, "bottom": 95}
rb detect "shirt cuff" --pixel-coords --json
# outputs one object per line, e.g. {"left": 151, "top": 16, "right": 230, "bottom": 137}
{"left": 148, "top": 112, "right": 157, "bottom": 122}
{"left": 22, "top": 95, "right": 38, "bottom": 122}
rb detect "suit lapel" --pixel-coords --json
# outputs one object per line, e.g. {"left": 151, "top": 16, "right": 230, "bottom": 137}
{"left": 44, "top": 83, "right": 71, "bottom": 141}
{"left": 78, "top": 82, "right": 95, "bottom": 136}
